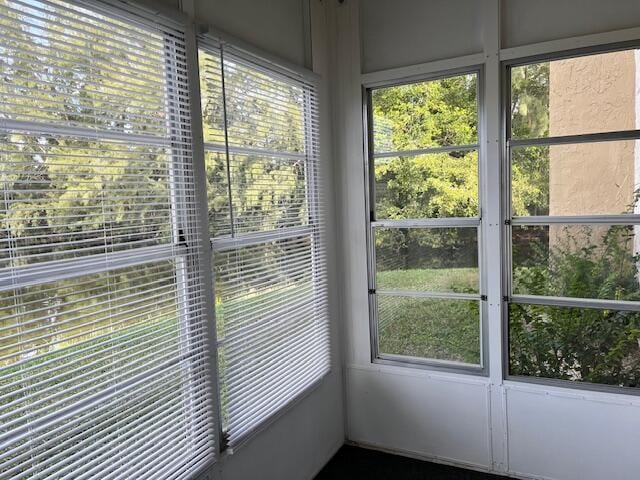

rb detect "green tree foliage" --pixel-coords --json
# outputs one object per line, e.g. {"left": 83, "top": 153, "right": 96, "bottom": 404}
{"left": 371, "top": 75, "right": 480, "bottom": 273}
{"left": 510, "top": 62, "right": 550, "bottom": 217}
{"left": 199, "top": 50, "right": 308, "bottom": 239}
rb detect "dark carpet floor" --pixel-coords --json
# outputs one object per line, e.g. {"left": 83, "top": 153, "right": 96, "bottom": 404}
{"left": 315, "top": 445, "right": 512, "bottom": 480}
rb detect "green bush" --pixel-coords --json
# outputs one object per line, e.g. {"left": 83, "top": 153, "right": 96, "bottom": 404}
{"left": 510, "top": 225, "right": 640, "bottom": 387}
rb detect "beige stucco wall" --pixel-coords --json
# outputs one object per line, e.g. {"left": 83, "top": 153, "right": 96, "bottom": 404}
{"left": 549, "top": 50, "right": 636, "bottom": 219}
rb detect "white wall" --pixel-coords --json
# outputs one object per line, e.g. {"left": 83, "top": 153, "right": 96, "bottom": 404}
{"left": 502, "top": 0, "right": 640, "bottom": 48}
{"left": 360, "top": 0, "right": 483, "bottom": 72}
{"left": 334, "top": 1, "right": 640, "bottom": 480}
{"left": 193, "top": 0, "right": 309, "bottom": 67}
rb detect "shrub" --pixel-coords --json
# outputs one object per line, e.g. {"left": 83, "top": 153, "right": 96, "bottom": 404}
{"left": 510, "top": 225, "right": 640, "bottom": 387}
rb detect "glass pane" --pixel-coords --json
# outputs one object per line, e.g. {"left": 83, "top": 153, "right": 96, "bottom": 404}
{"left": 509, "top": 303, "right": 640, "bottom": 387}
{"left": 0, "top": 6, "right": 167, "bottom": 137}
{"left": 0, "top": 260, "right": 179, "bottom": 369}
{"left": 205, "top": 151, "right": 231, "bottom": 238}
{"left": 377, "top": 295, "right": 480, "bottom": 364}
{"left": 223, "top": 57, "right": 305, "bottom": 154}
{"left": 0, "top": 134, "right": 174, "bottom": 268}
{"left": 0, "top": 260, "right": 186, "bottom": 453}
{"left": 511, "top": 49, "right": 640, "bottom": 139}
{"left": 512, "top": 224, "right": 640, "bottom": 301}
{"left": 512, "top": 141, "right": 640, "bottom": 217}
{"left": 199, "top": 48, "right": 226, "bottom": 146}
{"left": 375, "top": 227, "right": 478, "bottom": 293}
{"left": 230, "top": 154, "right": 308, "bottom": 235}
{"left": 372, "top": 73, "right": 477, "bottom": 153}
{"left": 213, "top": 233, "right": 324, "bottom": 431}
{"left": 375, "top": 150, "right": 478, "bottom": 219}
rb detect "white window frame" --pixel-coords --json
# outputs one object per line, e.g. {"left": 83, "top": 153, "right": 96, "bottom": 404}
{"left": 363, "top": 65, "right": 489, "bottom": 375}
{"left": 196, "top": 29, "right": 330, "bottom": 450}
{"left": 0, "top": 0, "right": 220, "bottom": 476}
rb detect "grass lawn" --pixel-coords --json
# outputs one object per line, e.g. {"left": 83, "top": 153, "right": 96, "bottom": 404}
{"left": 376, "top": 268, "right": 481, "bottom": 365}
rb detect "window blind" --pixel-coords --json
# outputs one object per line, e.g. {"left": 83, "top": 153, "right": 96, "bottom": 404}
{"left": 198, "top": 39, "right": 330, "bottom": 449}
{"left": 0, "top": 1, "right": 215, "bottom": 478}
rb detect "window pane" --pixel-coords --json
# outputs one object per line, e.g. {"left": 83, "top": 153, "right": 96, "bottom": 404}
{"left": 0, "top": 5, "right": 167, "bottom": 137}
{"left": 375, "top": 150, "right": 478, "bottom": 219}
{"left": 223, "top": 57, "right": 306, "bottom": 154}
{"left": 377, "top": 295, "right": 480, "bottom": 364}
{"left": 512, "top": 141, "right": 640, "bottom": 217}
{"left": 0, "top": 261, "right": 182, "bottom": 437}
{"left": 214, "top": 234, "right": 329, "bottom": 436}
{"left": 0, "top": 134, "right": 174, "bottom": 268}
{"left": 509, "top": 303, "right": 640, "bottom": 387}
{"left": 0, "top": 261, "right": 179, "bottom": 368}
{"left": 375, "top": 227, "right": 478, "bottom": 293}
{"left": 372, "top": 73, "right": 477, "bottom": 153}
{"left": 205, "top": 151, "right": 231, "bottom": 238}
{"left": 512, "top": 224, "right": 640, "bottom": 301}
{"left": 511, "top": 49, "right": 640, "bottom": 139}
{"left": 199, "top": 48, "right": 226, "bottom": 146}
{"left": 230, "top": 154, "right": 308, "bottom": 235}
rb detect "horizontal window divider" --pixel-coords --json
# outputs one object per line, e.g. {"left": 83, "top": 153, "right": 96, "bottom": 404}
{"left": 508, "top": 128, "right": 640, "bottom": 148}
{"left": 510, "top": 294, "right": 640, "bottom": 312}
{"left": 375, "top": 289, "right": 481, "bottom": 301}
{"left": 203, "top": 142, "right": 307, "bottom": 160}
{"left": 376, "top": 353, "right": 483, "bottom": 371}
{"left": 0, "top": 244, "right": 186, "bottom": 293}
{"left": 0, "top": 119, "right": 170, "bottom": 147}
{"left": 372, "top": 217, "right": 480, "bottom": 228}
{"left": 511, "top": 214, "right": 640, "bottom": 225}
{"left": 373, "top": 143, "right": 478, "bottom": 159}
{"left": 211, "top": 225, "right": 313, "bottom": 251}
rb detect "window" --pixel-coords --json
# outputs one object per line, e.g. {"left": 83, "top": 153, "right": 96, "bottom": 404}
{"left": 198, "top": 39, "right": 329, "bottom": 448}
{"left": 507, "top": 47, "right": 640, "bottom": 389}
{"left": 0, "top": 0, "right": 215, "bottom": 477}
{"left": 366, "top": 71, "right": 484, "bottom": 369}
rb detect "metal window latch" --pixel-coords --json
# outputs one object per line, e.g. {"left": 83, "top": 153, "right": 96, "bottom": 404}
{"left": 368, "top": 288, "right": 376, "bottom": 295}
{"left": 504, "top": 219, "right": 511, "bottom": 225}
{"left": 178, "top": 228, "right": 188, "bottom": 248}
{"left": 502, "top": 295, "right": 510, "bottom": 302}
{"left": 481, "top": 295, "right": 488, "bottom": 301}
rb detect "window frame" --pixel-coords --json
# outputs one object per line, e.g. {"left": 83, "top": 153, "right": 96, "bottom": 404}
{"left": 502, "top": 41, "right": 640, "bottom": 395}
{"left": 363, "top": 65, "right": 489, "bottom": 375}
{"left": 0, "top": 0, "right": 220, "bottom": 476}
{"left": 197, "top": 31, "right": 330, "bottom": 450}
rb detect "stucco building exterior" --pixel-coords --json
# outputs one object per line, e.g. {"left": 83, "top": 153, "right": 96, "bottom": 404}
{"left": 549, "top": 50, "right": 640, "bottom": 249}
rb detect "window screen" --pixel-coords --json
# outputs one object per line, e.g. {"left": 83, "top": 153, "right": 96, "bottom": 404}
{"left": 0, "top": 0, "right": 215, "bottom": 477}
{"left": 367, "top": 71, "right": 484, "bottom": 369}
{"left": 507, "top": 48, "right": 640, "bottom": 388}
{"left": 198, "top": 39, "right": 329, "bottom": 448}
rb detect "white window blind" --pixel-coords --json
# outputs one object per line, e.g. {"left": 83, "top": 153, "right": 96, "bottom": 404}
{"left": 198, "top": 39, "right": 330, "bottom": 448}
{"left": 0, "top": 1, "right": 215, "bottom": 478}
